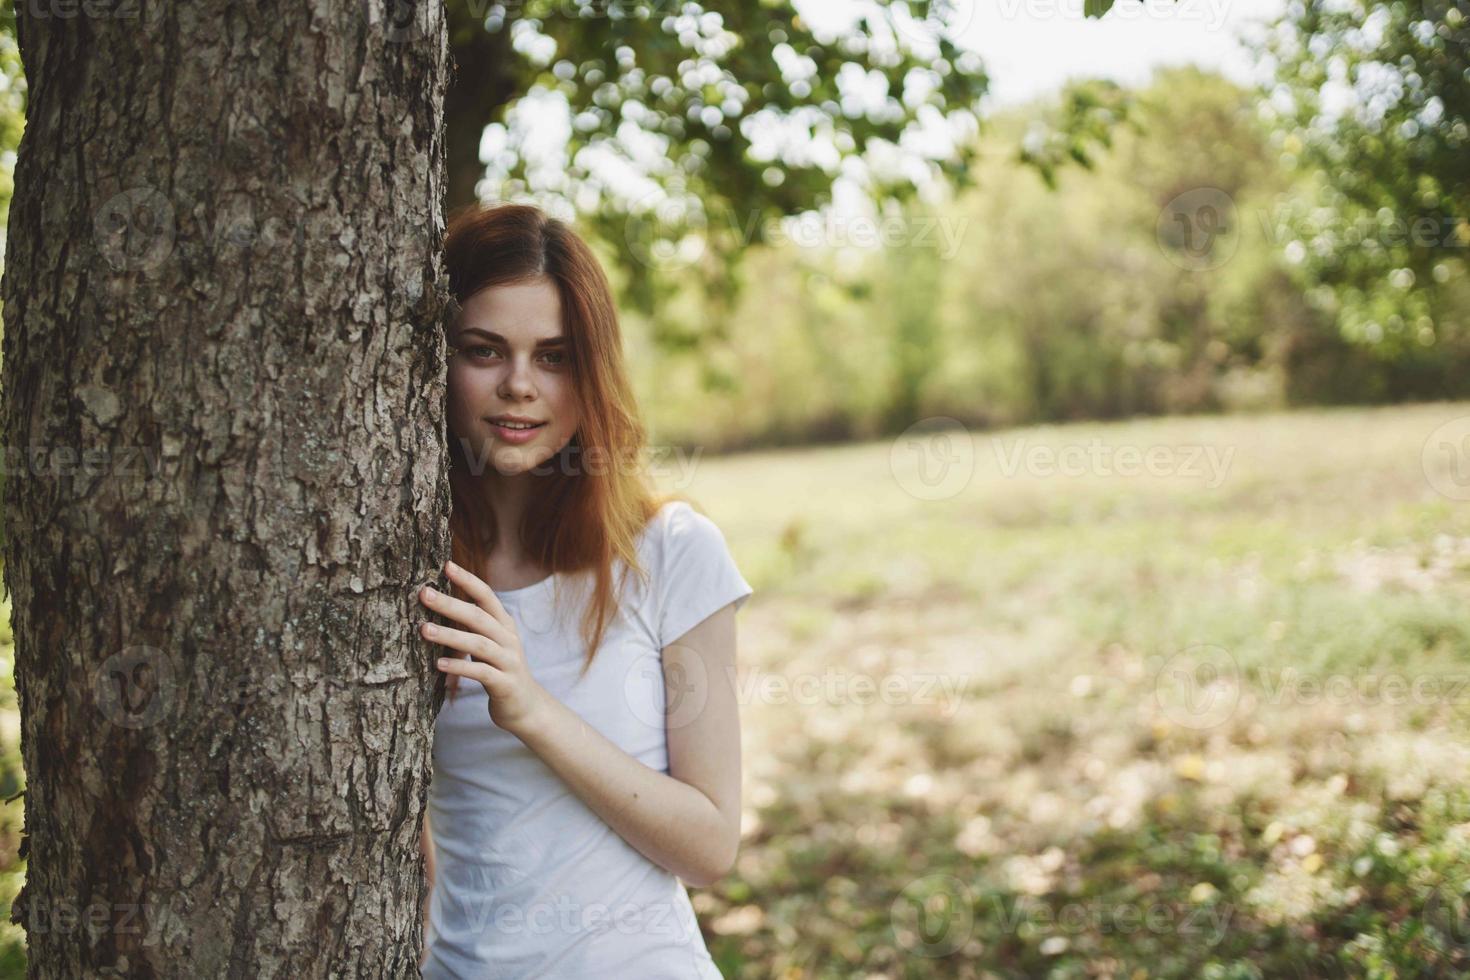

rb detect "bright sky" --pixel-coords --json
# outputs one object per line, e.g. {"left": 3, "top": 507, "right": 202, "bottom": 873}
{"left": 978, "top": 0, "right": 1287, "bottom": 106}
{"left": 796, "top": 0, "right": 1289, "bottom": 108}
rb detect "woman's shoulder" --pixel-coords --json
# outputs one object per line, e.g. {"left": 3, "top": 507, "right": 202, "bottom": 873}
{"left": 639, "top": 497, "right": 753, "bottom": 641}
{"left": 652, "top": 497, "right": 697, "bottom": 526}
{"left": 630, "top": 499, "right": 725, "bottom": 568}
{"left": 645, "top": 498, "right": 721, "bottom": 545}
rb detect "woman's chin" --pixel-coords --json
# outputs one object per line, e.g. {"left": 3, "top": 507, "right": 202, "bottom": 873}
{"left": 488, "top": 443, "right": 553, "bottom": 477}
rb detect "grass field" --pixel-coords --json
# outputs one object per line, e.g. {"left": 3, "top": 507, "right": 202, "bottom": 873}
{"left": 3, "top": 402, "right": 1469, "bottom": 977}
{"left": 665, "top": 402, "right": 1470, "bottom": 979}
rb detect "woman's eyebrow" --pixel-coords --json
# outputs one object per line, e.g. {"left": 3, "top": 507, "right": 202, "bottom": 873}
{"left": 458, "top": 327, "right": 566, "bottom": 347}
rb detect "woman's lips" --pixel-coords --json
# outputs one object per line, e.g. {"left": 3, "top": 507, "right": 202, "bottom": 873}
{"left": 488, "top": 420, "right": 546, "bottom": 445}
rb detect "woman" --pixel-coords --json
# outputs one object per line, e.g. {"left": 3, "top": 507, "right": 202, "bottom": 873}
{"left": 417, "top": 202, "right": 752, "bottom": 978}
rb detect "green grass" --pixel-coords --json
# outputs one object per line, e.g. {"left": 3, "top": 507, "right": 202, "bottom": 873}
{"left": 3, "top": 402, "right": 1469, "bottom": 976}
{"left": 662, "top": 402, "right": 1470, "bottom": 979}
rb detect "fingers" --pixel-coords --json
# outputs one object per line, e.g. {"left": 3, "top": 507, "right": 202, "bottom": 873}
{"left": 442, "top": 560, "right": 513, "bottom": 629}
{"left": 421, "top": 623, "right": 510, "bottom": 670}
{"left": 435, "top": 651, "right": 502, "bottom": 691}
{"left": 419, "top": 583, "right": 513, "bottom": 645}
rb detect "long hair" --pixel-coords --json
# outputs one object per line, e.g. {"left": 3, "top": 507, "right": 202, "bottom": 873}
{"left": 441, "top": 202, "right": 679, "bottom": 699}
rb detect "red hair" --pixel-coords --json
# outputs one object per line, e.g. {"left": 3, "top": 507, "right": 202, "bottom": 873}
{"left": 440, "top": 202, "right": 681, "bottom": 697}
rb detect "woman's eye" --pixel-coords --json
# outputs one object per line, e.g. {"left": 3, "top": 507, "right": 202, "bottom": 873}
{"left": 455, "top": 344, "right": 565, "bottom": 365}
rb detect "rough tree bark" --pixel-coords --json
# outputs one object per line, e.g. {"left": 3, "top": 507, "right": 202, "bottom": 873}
{"left": 1, "top": 1, "right": 450, "bottom": 975}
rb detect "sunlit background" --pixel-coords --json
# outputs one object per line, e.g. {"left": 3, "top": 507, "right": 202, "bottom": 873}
{"left": 2, "top": 0, "right": 1468, "bottom": 975}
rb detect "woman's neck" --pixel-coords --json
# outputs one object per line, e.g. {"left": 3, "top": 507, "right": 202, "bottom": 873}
{"left": 476, "top": 469, "right": 547, "bottom": 587}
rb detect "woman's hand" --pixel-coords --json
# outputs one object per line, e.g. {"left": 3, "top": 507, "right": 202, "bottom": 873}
{"left": 419, "top": 560, "right": 552, "bottom": 738}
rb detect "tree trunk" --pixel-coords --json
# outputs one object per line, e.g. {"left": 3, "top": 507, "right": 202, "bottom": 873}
{"left": 1, "top": 2, "right": 450, "bottom": 976}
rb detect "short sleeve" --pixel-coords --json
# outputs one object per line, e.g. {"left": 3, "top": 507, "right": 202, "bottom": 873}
{"left": 655, "top": 502, "right": 754, "bottom": 649}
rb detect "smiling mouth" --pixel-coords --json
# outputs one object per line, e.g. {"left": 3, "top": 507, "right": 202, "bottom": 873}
{"left": 488, "top": 420, "right": 547, "bottom": 431}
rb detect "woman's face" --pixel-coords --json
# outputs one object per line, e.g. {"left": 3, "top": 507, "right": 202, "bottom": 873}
{"left": 447, "top": 276, "right": 580, "bottom": 478}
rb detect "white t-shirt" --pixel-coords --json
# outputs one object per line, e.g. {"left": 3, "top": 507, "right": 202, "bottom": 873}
{"left": 423, "top": 500, "right": 754, "bottom": 979}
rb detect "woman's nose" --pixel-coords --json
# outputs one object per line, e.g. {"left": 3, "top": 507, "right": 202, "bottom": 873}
{"left": 499, "top": 358, "right": 536, "bottom": 399}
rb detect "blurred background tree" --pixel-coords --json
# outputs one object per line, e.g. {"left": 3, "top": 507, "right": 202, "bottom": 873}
{"left": 0, "top": 5, "right": 19, "bottom": 236}
{"left": 1258, "top": 0, "right": 1470, "bottom": 390}
{"left": 0, "top": 23, "right": 23, "bottom": 962}
{"left": 636, "top": 63, "right": 1465, "bottom": 449}
{"left": 443, "top": 0, "right": 989, "bottom": 346}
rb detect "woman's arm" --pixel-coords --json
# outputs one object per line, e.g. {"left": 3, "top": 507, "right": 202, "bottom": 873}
{"left": 513, "top": 603, "right": 743, "bottom": 888}
{"left": 421, "top": 560, "right": 744, "bottom": 888}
